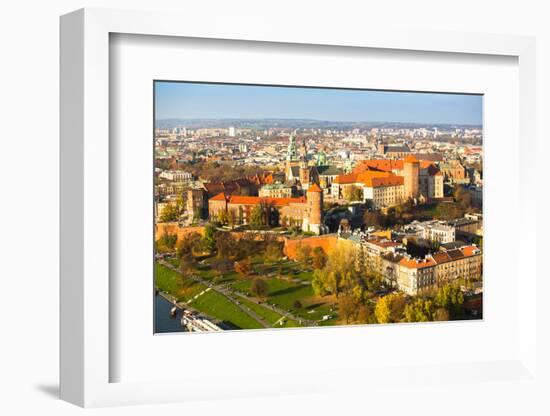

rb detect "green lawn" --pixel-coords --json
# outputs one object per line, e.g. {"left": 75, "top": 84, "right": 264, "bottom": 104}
{"left": 237, "top": 296, "right": 300, "bottom": 328}
{"left": 191, "top": 290, "right": 263, "bottom": 330}
{"left": 157, "top": 257, "right": 336, "bottom": 329}
{"left": 155, "top": 263, "right": 206, "bottom": 301}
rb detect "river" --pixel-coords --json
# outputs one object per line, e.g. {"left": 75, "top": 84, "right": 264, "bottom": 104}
{"left": 154, "top": 293, "right": 187, "bottom": 333}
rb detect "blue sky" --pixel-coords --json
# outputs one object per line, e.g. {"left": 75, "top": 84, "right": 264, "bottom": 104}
{"left": 155, "top": 81, "right": 482, "bottom": 125}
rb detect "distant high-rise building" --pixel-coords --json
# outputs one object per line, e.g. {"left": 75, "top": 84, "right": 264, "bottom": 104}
{"left": 228, "top": 126, "right": 236, "bottom": 137}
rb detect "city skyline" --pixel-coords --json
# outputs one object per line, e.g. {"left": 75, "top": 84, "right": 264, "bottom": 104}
{"left": 155, "top": 81, "right": 483, "bottom": 125}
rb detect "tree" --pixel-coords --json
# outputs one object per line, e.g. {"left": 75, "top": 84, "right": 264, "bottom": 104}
{"left": 202, "top": 223, "right": 217, "bottom": 253}
{"left": 176, "top": 232, "right": 202, "bottom": 261}
{"left": 311, "top": 242, "right": 359, "bottom": 297}
{"left": 228, "top": 209, "right": 237, "bottom": 229}
{"left": 434, "top": 307, "right": 450, "bottom": 321}
{"left": 156, "top": 231, "right": 178, "bottom": 253}
{"left": 312, "top": 246, "right": 328, "bottom": 270}
{"left": 251, "top": 277, "right": 269, "bottom": 299}
{"left": 216, "top": 232, "right": 239, "bottom": 259}
{"left": 295, "top": 243, "right": 312, "bottom": 265}
{"left": 357, "top": 303, "right": 374, "bottom": 324}
{"left": 338, "top": 294, "right": 358, "bottom": 324}
{"left": 265, "top": 242, "right": 283, "bottom": 263}
{"left": 217, "top": 209, "right": 229, "bottom": 225}
{"left": 404, "top": 298, "right": 434, "bottom": 322}
{"left": 160, "top": 201, "right": 182, "bottom": 222}
{"left": 375, "top": 293, "right": 406, "bottom": 324}
{"left": 250, "top": 201, "right": 272, "bottom": 228}
{"left": 435, "top": 285, "right": 464, "bottom": 318}
{"left": 234, "top": 258, "right": 252, "bottom": 278}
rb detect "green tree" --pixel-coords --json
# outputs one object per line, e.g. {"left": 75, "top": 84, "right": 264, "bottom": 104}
{"left": 435, "top": 285, "right": 464, "bottom": 318}
{"left": 404, "top": 298, "right": 435, "bottom": 322}
{"left": 156, "top": 231, "right": 178, "bottom": 253}
{"left": 217, "top": 209, "right": 229, "bottom": 225}
{"left": 160, "top": 201, "right": 182, "bottom": 222}
{"left": 250, "top": 204, "right": 265, "bottom": 227}
{"left": 202, "top": 223, "right": 217, "bottom": 253}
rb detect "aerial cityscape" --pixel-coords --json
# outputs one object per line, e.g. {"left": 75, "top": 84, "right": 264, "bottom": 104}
{"left": 154, "top": 81, "right": 483, "bottom": 333}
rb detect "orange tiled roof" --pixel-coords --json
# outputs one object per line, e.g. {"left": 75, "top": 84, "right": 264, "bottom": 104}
{"left": 333, "top": 173, "right": 359, "bottom": 184}
{"left": 398, "top": 257, "right": 436, "bottom": 269}
{"left": 210, "top": 192, "right": 227, "bottom": 201}
{"left": 364, "top": 175, "right": 404, "bottom": 188}
{"left": 334, "top": 170, "right": 394, "bottom": 185}
{"left": 461, "top": 246, "right": 481, "bottom": 257}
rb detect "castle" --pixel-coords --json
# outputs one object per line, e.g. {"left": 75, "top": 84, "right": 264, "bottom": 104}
{"left": 332, "top": 155, "right": 443, "bottom": 208}
{"left": 208, "top": 183, "right": 326, "bottom": 234}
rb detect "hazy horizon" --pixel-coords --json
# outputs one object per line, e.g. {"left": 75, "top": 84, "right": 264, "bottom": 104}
{"left": 155, "top": 81, "right": 483, "bottom": 126}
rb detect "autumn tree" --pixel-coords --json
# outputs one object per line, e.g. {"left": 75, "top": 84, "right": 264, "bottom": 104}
{"left": 234, "top": 257, "right": 252, "bottom": 278}
{"left": 375, "top": 293, "right": 407, "bottom": 324}
{"left": 160, "top": 200, "right": 183, "bottom": 222}
{"left": 265, "top": 242, "right": 283, "bottom": 263}
{"left": 251, "top": 277, "right": 269, "bottom": 300}
{"left": 311, "top": 242, "right": 360, "bottom": 297}
{"left": 434, "top": 307, "right": 450, "bottom": 321}
{"left": 295, "top": 243, "right": 312, "bottom": 265}
{"left": 338, "top": 294, "right": 358, "bottom": 324}
{"left": 356, "top": 303, "right": 375, "bottom": 324}
{"left": 311, "top": 246, "right": 328, "bottom": 270}
{"left": 216, "top": 232, "right": 239, "bottom": 260}
{"left": 176, "top": 232, "right": 202, "bottom": 261}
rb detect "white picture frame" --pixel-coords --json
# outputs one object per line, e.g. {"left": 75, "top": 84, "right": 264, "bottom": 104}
{"left": 60, "top": 8, "right": 540, "bottom": 408}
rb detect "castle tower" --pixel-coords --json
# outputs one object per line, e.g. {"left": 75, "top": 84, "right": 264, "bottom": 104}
{"left": 306, "top": 183, "right": 323, "bottom": 234}
{"left": 403, "top": 155, "right": 420, "bottom": 200}
{"left": 299, "top": 157, "right": 310, "bottom": 190}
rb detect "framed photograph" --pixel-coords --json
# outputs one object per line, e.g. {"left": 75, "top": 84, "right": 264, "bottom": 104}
{"left": 60, "top": 8, "right": 540, "bottom": 408}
